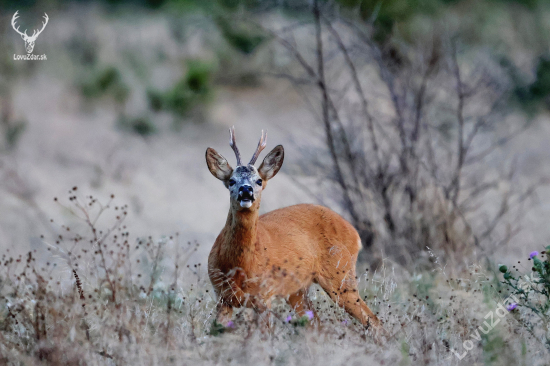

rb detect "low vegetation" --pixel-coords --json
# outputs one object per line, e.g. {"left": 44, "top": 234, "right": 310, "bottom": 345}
{"left": 0, "top": 190, "right": 549, "bottom": 364}
{"left": 500, "top": 249, "right": 550, "bottom": 346}
{"left": 1, "top": 0, "right": 550, "bottom": 364}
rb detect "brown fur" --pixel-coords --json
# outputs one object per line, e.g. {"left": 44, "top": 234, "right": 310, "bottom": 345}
{"left": 206, "top": 128, "right": 380, "bottom": 330}
{"left": 208, "top": 202, "right": 380, "bottom": 328}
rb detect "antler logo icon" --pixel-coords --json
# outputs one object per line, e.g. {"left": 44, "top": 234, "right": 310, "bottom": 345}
{"left": 11, "top": 11, "right": 49, "bottom": 54}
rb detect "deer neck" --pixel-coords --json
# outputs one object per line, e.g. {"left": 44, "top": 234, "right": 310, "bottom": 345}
{"left": 221, "top": 202, "right": 260, "bottom": 263}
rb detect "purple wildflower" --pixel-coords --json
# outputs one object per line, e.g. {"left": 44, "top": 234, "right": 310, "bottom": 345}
{"left": 507, "top": 303, "right": 517, "bottom": 311}
{"left": 226, "top": 321, "right": 234, "bottom": 328}
{"left": 530, "top": 251, "right": 539, "bottom": 259}
{"left": 305, "top": 311, "right": 314, "bottom": 320}
{"left": 341, "top": 319, "right": 349, "bottom": 326}
{"left": 285, "top": 315, "right": 292, "bottom": 323}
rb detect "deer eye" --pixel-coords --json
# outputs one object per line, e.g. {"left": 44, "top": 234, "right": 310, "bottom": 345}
{"left": 229, "top": 179, "right": 236, "bottom": 187}
{"left": 256, "top": 179, "right": 263, "bottom": 186}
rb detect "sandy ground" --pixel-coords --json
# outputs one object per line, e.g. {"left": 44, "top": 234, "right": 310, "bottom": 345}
{"left": 0, "top": 71, "right": 323, "bottom": 263}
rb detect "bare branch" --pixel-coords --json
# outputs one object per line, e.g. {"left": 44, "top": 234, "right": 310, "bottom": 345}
{"left": 322, "top": 16, "right": 382, "bottom": 171}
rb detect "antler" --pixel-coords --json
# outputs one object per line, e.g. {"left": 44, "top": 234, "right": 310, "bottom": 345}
{"left": 11, "top": 12, "right": 48, "bottom": 40}
{"left": 30, "top": 13, "right": 48, "bottom": 40}
{"left": 11, "top": 11, "right": 28, "bottom": 38}
{"left": 249, "top": 130, "right": 267, "bottom": 165}
{"left": 229, "top": 126, "right": 242, "bottom": 166}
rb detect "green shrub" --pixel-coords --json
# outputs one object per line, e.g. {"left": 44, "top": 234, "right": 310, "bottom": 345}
{"left": 2, "top": 120, "right": 26, "bottom": 151}
{"left": 529, "top": 57, "right": 550, "bottom": 101}
{"left": 504, "top": 55, "right": 550, "bottom": 111}
{"left": 337, "top": 0, "right": 442, "bottom": 42}
{"left": 80, "top": 66, "right": 129, "bottom": 105}
{"left": 216, "top": 16, "right": 266, "bottom": 55}
{"left": 481, "top": 330, "right": 506, "bottom": 364}
{"left": 495, "top": 0, "right": 538, "bottom": 8}
{"left": 209, "top": 320, "right": 228, "bottom": 336}
{"left": 118, "top": 116, "right": 157, "bottom": 137}
{"left": 147, "top": 60, "right": 214, "bottom": 118}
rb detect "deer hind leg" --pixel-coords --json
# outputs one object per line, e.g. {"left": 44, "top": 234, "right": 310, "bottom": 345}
{"left": 317, "top": 263, "right": 380, "bottom": 329}
{"left": 337, "top": 290, "right": 380, "bottom": 329}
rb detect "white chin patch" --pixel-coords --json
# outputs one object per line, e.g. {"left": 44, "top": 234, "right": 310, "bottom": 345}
{"left": 240, "top": 200, "right": 253, "bottom": 208}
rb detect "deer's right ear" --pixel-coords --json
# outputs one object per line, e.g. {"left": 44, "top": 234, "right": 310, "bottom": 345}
{"left": 206, "top": 148, "right": 233, "bottom": 181}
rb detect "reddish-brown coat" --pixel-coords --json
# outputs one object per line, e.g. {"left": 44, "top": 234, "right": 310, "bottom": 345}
{"left": 208, "top": 202, "right": 380, "bottom": 328}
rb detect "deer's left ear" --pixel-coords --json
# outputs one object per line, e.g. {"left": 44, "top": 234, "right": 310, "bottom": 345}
{"left": 258, "top": 145, "right": 284, "bottom": 181}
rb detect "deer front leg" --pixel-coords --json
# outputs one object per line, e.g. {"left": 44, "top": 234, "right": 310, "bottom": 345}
{"left": 212, "top": 268, "right": 267, "bottom": 327}
{"left": 215, "top": 302, "right": 234, "bottom": 326}
{"left": 212, "top": 281, "right": 243, "bottom": 328}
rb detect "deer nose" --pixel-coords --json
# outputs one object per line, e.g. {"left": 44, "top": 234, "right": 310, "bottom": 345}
{"left": 238, "top": 185, "right": 254, "bottom": 201}
{"left": 239, "top": 185, "right": 253, "bottom": 195}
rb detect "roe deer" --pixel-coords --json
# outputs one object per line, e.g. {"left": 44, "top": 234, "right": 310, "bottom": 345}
{"left": 206, "top": 127, "right": 380, "bottom": 330}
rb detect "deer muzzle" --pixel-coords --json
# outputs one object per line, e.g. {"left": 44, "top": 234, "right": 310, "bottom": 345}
{"left": 238, "top": 185, "right": 254, "bottom": 208}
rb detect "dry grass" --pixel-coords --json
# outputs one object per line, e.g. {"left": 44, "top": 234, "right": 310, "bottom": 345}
{"left": 1, "top": 2, "right": 550, "bottom": 365}
{"left": 0, "top": 191, "right": 548, "bottom": 365}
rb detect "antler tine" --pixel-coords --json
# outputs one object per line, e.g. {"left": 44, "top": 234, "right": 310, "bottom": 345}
{"left": 33, "top": 13, "right": 49, "bottom": 38}
{"left": 11, "top": 11, "right": 27, "bottom": 37}
{"left": 249, "top": 130, "right": 267, "bottom": 165}
{"left": 229, "top": 126, "right": 242, "bottom": 166}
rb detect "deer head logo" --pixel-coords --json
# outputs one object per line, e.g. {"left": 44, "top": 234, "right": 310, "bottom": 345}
{"left": 11, "top": 11, "right": 49, "bottom": 54}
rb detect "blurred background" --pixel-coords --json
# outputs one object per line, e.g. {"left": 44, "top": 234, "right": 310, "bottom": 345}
{"left": 1, "top": 0, "right": 549, "bottom": 273}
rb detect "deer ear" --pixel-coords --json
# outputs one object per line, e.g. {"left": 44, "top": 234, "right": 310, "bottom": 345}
{"left": 258, "top": 145, "right": 284, "bottom": 181}
{"left": 206, "top": 148, "right": 233, "bottom": 181}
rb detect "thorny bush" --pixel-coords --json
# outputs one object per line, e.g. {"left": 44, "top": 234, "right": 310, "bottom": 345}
{"left": 500, "top": 247, "right": 550, "bottom": 347}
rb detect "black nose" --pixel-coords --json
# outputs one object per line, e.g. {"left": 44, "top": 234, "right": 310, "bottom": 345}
{"left": 238, "top": 185, "right": 254, "bottom": 200}
{"left": 239, "top": 185, "right": 253, "bottom": 194}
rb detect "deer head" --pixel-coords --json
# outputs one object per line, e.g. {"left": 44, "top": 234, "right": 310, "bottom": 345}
{"left": 11, "top": 11, "right": 49, "bottom": 54}
{"left": 206, "top": 126, "right": 284, "bottom": 210}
